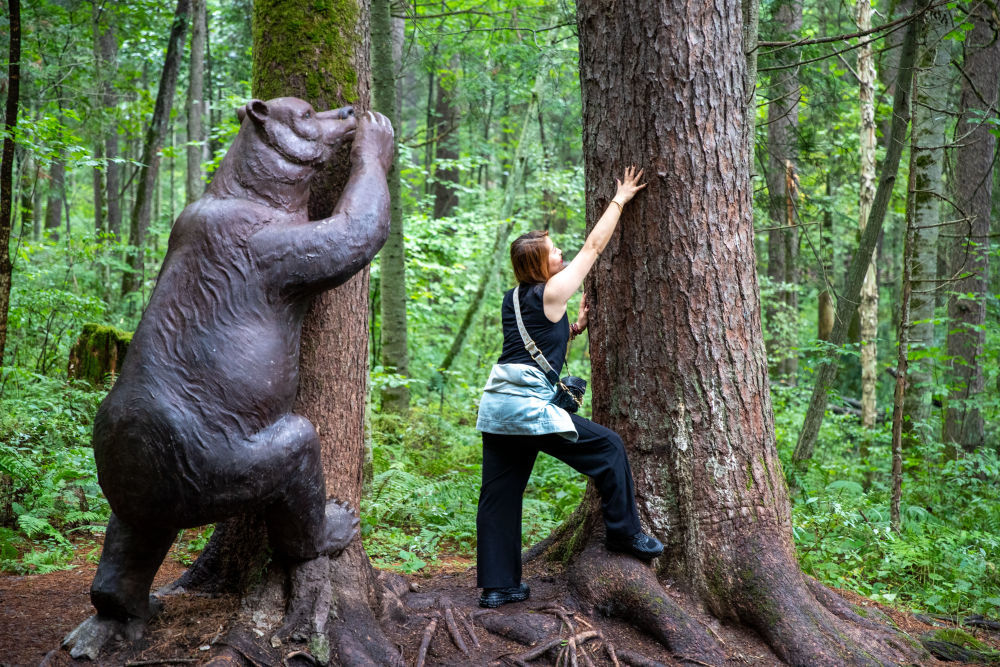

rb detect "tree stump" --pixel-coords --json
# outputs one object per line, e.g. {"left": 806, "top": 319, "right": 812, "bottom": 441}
{"left": 67, "top": 323, "right": 131, "bottom": 386}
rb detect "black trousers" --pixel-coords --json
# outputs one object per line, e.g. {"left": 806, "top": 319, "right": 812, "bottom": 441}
{"left": 476, "top": 413, "right": 642, "bottom": 588}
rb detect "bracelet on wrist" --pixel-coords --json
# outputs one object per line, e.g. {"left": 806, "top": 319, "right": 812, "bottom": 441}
{"left": 609, "top": 199, "right": 623, "bottom": 214}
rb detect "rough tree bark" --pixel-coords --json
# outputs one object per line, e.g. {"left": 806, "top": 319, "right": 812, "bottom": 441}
{"left": 374, "top": 0, "right": 409, "bottom": 413}
{"left": 530, "top": 2, "right": 929, "bottom": 664}
{"left": 902, "top": 6, "right": 950, "bottom": 446}
{"left": 120, "top": 0, "right": 190, "bottom": 300}
{"left": 185, "top": 0, "right": 206, "bottom": 205}
{"left": 0, "top": 0, "right": 20, "bottom": 364}
{"left": 793, "top": 0, "right": 929, "bottom": 464}
{"left": 763, "top": 0, "right": 801, "bottom": 384}
{"left": 167, "top": 2, "right": 406, "bottom": 665}
{"left": 943, "top": 0, "right": 999, "bottom": 453}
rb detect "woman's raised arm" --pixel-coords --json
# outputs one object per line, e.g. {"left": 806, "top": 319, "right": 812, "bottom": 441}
{"left": 543, "top": 166, "right": 646, "bottom": 318}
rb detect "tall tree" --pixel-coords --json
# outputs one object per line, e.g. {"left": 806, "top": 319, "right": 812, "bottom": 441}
{"left": 763, "top": 0, "right": 802, "bottom": 383}
{"left": 902, "top": 6, "right": 950, "bottom": 444}
{"left": 185, "top": 0, "right": 206, "bottom": 205}
{"left": 96, "top": 9, "right": 121, "bottom": 240}
{"left": 374, "top": 0, "right": 409, "bottom": 412}
{"left": 531, "top": 0, "right": 926, "bottom": 663}
{"left": 120, "top": 0, "right": 190, "bottom": 299}
{"left": 857, "top": 0, "right": 879, "bottom": 429}
{"left": 431, "top": 56, "right": 460, "bottom": 219}
{"left": 943, "top": 0, "right": 999, "bottom": 452}
{"left": 171, "top": 2, "right": 404, "bottom": 664}
{"left": 0, "top": 0, "right": 21, "bottom": 365}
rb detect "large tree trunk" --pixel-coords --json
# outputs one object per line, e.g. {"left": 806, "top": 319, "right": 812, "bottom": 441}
{"left": 793, "top": 0, "right": 928, "bottom": 464}
{"left": 763, "top": 0, "right": 801, "bottom": 384}
{"left": 121, "top": 0, "right": 190, "bottom": 300}
{"left": 171, "top": 2, "right": 406, "bottom": 665}
{"left": 902, "top": 6, "right": 950, "bottom": 445}
{"left": 0, "top": 0, "right": 20, "bottom": 365}
{"left": 374, "top": 0, "right": 409, "bottom": 413}
{"left": 857, "top": 0, "right": 880, "bottom": 430}
{"left": 185, "top": 0, "right": 207, "bottom": 205}
{"left": 542, "top": 2, "right": 928, "bottom": 664}
{"left": 943, "top": 0, "right": 999, "bottom": 453}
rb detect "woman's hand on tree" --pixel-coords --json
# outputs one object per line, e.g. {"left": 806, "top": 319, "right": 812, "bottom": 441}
{"left": 614, "top": 165, "right": 647, "bottom": 205}
{"left": 576, "top": 292, "right": 589, "bottom": 331}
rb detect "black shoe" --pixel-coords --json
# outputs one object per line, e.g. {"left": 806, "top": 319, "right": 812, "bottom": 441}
{"left": 479, "top": 583, "right": 530, "bottom": 608}
{"left": 606, "top": 531, "right": 664, "bottom": 561}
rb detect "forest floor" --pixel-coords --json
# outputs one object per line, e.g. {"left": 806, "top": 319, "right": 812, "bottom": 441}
{"left": 1, "top": 538, "right": 997, "bottom": 666}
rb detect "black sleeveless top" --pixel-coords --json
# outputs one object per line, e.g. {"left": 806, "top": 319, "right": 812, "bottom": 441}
{"left": 497, "top": 283, "right": 569, "bottom": 376}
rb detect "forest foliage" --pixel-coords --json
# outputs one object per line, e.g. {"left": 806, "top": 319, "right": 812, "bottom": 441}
{"left": 1, "top": 0, "right": 998, "bottom": 623}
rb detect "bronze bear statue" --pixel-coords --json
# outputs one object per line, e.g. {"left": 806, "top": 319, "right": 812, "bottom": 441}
{"left": 63, "top": 97, "right": 394, "bottom": 659}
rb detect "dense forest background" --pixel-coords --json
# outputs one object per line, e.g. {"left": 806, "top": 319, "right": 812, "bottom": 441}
{"left": 1, "top": 0, "right": 998, "bottom": 627}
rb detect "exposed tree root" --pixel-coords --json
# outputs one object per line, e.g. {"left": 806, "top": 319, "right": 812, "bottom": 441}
{"left": 566, "top": 541, "right": 727, "bottom": 665}
{"left": 615, "top": 648, "right": 668, "bottom": 667}
{"left": 414, "top": 615, "right": 438, "bottom": 667}
{"left": 722, "top": 548, "right": 928, "bottom": 667}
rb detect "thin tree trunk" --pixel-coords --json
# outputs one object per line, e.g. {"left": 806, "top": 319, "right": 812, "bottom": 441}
{"left": 0, "top": 0, "right": 21, "bottom": 365}
{"left": 44, "top": 157, "right": 65, "bottom": 239}
{"left": 99, "top": 20, "right": 121, "bottom": 240}
{"left": 121, "top": 0, "right": 190, "bottom": 299}
{"left": 793, "top": 0, "right": 928, "bottom": 463}
{"left": 764, "top": 0, "right": 801, "bottom": 384}
{"left": 92, "top": 143, "right": 105, "bottom": 235}
{"left": 186, "top": 0, "right": 206, "bottom": 205}
{"left": 431, "top": 56, "right": 460, "bottom": 219}
{"left": 374, "top": 0, "right": 409, "bottom": 413}
{"left": 857, "top": 0, "right": 879, "bottom": 430}
{"left": 891, "top": 165, "right": 917, "bottom": 533}
{"left": 943, "top": 0, "right": 999, "bottom": 453}
{"left": 18, "top": 152, "right": 35, "bottom": 240}
{"left": 902, "top": 6, "right": 950, "bottom": 445}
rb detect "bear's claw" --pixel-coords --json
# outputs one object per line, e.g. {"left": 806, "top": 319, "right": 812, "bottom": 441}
{"left": 322, "top": 497, "right": 360, "bottom": 555}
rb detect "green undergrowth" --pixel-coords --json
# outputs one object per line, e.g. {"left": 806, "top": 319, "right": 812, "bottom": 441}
{"left": 0, "top": 372, "right": 109, "bottom": 574}
{"left": 774, "top": 384, "right": 1000, "bottom": 619}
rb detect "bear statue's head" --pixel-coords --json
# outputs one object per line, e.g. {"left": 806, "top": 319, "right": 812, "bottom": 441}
{"left": 238, "top": 97, "right": 357, "bottom": 167}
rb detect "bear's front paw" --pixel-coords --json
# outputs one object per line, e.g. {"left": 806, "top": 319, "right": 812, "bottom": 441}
{"left": 352, "top": 111, "right": 395, "bottom": 172}
{"left": 321, "top": 498, "right": 360, "bottom": 555}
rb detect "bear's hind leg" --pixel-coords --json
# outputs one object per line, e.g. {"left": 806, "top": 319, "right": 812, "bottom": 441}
{"left": 250, "top": 415, "right": 358, "bottom": 561}
{"left": 63, "top": 513, "right": 176, "bottom": 659}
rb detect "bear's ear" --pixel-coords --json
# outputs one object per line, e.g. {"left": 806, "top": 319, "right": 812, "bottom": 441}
{"left": 236, "top": 105, "right": 247, "bottom": 123}
{"left": 245, "top": 99, "right": 269, "bottom": 126}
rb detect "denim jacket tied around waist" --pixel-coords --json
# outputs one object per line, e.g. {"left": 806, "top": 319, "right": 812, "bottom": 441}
{"left": 475, "top": 363, "right": 578, "bottom": 442}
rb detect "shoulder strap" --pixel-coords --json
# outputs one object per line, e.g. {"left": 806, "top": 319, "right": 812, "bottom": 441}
{"left": 512, "top": 286, "right": 560, "bottom": 384}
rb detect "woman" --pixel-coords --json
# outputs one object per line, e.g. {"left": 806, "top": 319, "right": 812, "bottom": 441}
{"left": 475, "top": 166, "right": 662, "bottom": 609}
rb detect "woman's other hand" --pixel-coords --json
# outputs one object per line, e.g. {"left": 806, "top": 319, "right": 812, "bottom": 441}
{"left": 576, "top": 292, "right": 589, "bottom": 331}
{"left": 613, "top": 166, "right": 647, "bottom": 206}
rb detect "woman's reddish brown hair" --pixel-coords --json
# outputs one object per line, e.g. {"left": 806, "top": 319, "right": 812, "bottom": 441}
{"left": 510, "top": 230, "right": 550, "bottom": 284}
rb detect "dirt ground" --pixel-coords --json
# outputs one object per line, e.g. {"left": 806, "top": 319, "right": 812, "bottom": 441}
{"left": 2, "top": 543, "right": 998, "bottom": 667}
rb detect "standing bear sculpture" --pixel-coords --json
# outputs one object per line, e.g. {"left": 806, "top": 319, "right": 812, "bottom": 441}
{"left": 63, "top": 97, "right": 394, "bottom": 659}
